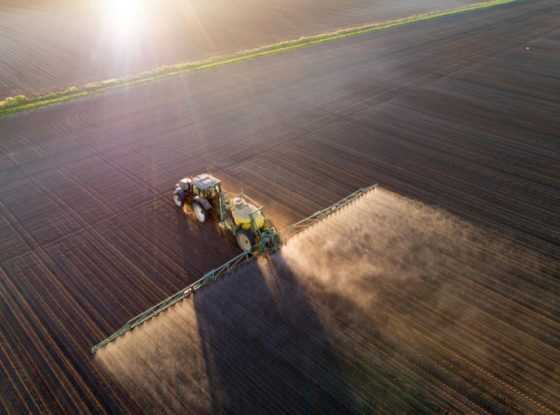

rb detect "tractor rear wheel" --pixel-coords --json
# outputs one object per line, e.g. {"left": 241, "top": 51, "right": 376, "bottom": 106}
{"left": 193, "top": 202, "right": 207, "bottom": 223}
{"left": 236, "top": 230, "right": 255, "bottom": 252}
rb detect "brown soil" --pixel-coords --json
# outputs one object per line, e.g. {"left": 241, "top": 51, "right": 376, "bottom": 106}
{"left": 98, "top": 189, "right": 560, "bottom": 414}
{"left": 0, "top": 0, "right": 479, "bottom": 97}
{"left": 0, "top": 0, "right": 559, "bottom": 413}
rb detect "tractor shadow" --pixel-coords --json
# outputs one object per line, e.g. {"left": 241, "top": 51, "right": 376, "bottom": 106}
{"left": 193, "top": 253, "right": 359, "bottom": 414}
{"left": 192, "top": 249, "right": 457, "bottom": 414}
{"left": 94, "top": 244, "right": 455, "bottom": 414}
{"left": 174, "top": 203, "right": 239, "bottom": 277}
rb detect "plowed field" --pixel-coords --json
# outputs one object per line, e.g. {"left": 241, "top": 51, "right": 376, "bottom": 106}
{"left": 0, "top": 0, "right": 479, "bottom": 97}
{"left": 98, "top": 189, "right": 560, "bottom": 414}
{"left": 1, "top": 0, "right": 560, "bottom": 413}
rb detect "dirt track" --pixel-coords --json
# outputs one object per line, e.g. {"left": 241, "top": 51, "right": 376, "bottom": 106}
{"left": 1, "top": 0, "right": 560, "bottom": 413}
{"left": 0, "top": 0, "right": 480, "bottom": 97}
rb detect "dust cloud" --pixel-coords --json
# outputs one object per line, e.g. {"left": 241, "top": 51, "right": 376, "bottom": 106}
{"left": 282, "top": 188, "right": 479, "bottom": 331}
{"left": 96, "top": 302, "right": 212, "bottom": 414}
{"left": 96, "top": 187, "right": 559, "bottom": 414}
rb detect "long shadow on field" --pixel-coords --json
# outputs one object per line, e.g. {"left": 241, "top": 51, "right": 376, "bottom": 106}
{"left": 193, "top": 253, "right": 358, "bottom": 414}
{"left": 97, "top": 189, "right": 541, "bottom": 414}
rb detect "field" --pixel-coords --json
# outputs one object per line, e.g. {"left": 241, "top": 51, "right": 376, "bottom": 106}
{"left": 1, "top": 0, "right": 560, "bottom": 413}
{"left": 98, "top": 189, "right": 560, "bottom": 414}
{"left": 0, "top": 0, "right": 481, "bottom": 97}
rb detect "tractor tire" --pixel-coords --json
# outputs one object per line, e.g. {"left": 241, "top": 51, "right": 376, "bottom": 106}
{"left": 236, "top": 230, "right": 255, "bottom": 253}
{"left": 173, "top": 191, "right": 183, "bottom": 208}
{"left": 193, "top": 202, "right": 207, "bottom": 223}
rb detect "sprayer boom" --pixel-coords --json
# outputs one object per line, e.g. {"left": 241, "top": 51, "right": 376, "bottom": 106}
{"left": 91, "top": 185, "right": 377, "bottom": 354}
{"left": 284, "top": 185, "right": 377, "bottom": 238}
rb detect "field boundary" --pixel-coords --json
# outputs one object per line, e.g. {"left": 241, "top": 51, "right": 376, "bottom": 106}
{"left": 0, "top": 0, "right": 517, "bottom": 118}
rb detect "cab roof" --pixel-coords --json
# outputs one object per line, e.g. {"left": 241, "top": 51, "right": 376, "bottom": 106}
{"left": 192, "top": 173, "right": 221, "bottom": 190}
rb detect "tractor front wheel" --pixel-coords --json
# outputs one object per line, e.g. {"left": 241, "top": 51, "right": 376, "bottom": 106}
{"left": 173, "top": 192, "right": 183, "bottom": 208}
{"left": 236, "top": 230, "right": 255, "bottom": 253}
{"left": 193, "top": 202, "right": 207, "bottom": 223}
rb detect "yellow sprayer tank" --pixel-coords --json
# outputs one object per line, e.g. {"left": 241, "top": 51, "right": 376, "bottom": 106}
{"left": 230, "top": 197, "right": 265, "bottom": 230}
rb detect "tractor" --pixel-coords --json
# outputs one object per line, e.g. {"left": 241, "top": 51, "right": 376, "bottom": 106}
{"left": 173, "top": 173, "right": 280, "bottom": 254}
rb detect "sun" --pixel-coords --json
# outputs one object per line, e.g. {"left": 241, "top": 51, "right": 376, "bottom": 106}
{"left": 101, "top": 0, "right": 145, "bottom": 35}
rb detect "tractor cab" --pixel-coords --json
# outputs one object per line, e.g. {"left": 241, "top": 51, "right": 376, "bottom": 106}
{"left": 191, "top": 174, "right": 222, "bottom": 199}
{"left": 173, "top": 174, "right": 223, "bottom": 223}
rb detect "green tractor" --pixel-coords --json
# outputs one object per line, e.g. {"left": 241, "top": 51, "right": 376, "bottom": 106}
{"left": 173, "top": 174, "right": 280, "bottom": 254}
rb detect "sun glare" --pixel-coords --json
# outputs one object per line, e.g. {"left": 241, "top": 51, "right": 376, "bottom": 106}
{"left": 101, "top": 0, "right": 146, "bottom": 36}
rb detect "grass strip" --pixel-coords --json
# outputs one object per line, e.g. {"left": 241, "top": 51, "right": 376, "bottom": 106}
{"left": 0, "top": 0, "right": 517, "bottom": 118}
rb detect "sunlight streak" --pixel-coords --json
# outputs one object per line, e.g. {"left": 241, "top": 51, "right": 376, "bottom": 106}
{"left": 101, "top": 0, "right": 146, "bottom": 38}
